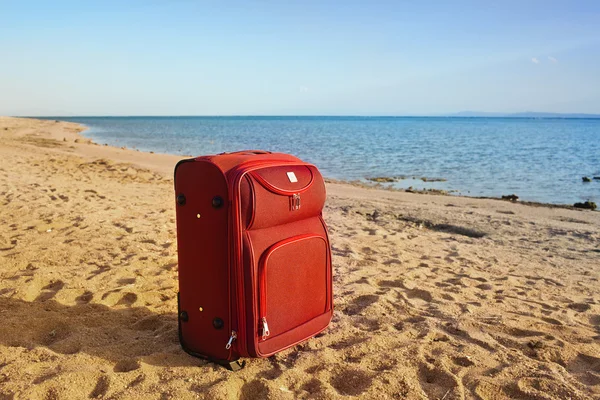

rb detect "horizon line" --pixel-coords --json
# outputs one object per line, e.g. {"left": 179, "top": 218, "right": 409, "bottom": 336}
{"left": 13, "top": 113, "right": 600, "bottom": 119}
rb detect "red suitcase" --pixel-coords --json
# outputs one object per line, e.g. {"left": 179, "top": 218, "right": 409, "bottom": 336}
{"left": 174, "top": 150, "right": 333, "bottom": 369}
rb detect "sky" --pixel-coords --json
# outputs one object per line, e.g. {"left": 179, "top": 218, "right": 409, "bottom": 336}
{"left": 1, "top": 0, "right": 600, "bottom": 116}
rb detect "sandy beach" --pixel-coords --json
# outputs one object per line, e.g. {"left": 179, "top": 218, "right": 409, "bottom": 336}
{"left": 0, "top": 116, "right": 599, "bottom": 399}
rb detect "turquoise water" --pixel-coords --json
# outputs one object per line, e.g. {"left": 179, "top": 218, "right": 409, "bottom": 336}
{"left": 49, "top": 116, "right": 600, "bottom": 205}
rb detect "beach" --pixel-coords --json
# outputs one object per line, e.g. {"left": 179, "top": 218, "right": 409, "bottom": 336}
{"left": 0, "top": 116, "right": 599, "bottom": 399}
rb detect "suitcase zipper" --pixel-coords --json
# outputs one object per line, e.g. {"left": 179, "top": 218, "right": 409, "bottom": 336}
{"left": 261, "top": 317, "right": 270, "bottom": 340}
{"left": 289, "top": 193, "right": 301, "bottom": 211}
{"left": 225, "top": 330, "right": 237, "bottom": 350}
{"left": 259, "top": 257, "right": 269, "bottom": 341}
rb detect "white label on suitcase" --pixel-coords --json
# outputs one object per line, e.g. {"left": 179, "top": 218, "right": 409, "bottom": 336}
{"left": 287, "top": 172, "right": 298, "bottom": 183}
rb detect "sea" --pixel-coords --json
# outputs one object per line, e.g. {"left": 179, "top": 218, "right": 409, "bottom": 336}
{"left": 47, "top": 116, "right": 600, "bottom": 205}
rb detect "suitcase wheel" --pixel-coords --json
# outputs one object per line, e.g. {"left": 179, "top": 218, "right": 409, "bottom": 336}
{"left": 179, "top": 311, "right": 189, "bottom": 322}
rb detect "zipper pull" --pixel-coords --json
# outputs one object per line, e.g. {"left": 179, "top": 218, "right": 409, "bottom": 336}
{"left": 289, "top": 194, "right": 301, "bottom": 211}
{"left": 225, "top": 330, "right": 237, "bottom": 350}
{"left": 261, "top": 317, "right": 270, "bottom": 340}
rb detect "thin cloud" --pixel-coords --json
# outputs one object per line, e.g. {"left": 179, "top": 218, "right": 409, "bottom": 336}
{"left": 531, "top": 57, "right": 540, "bottom": 64}
{"left": 548, "top": 56, "right": 558, "bottom": 63}
{"left": 299, "top": 86, "right": 309, "bottom": 93}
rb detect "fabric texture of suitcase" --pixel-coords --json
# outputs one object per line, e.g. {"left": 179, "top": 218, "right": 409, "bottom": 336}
{"left": 174, "top": 150, "right": 333, "bottom": 368}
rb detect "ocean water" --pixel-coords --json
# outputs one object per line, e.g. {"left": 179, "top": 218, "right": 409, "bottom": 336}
{"left": 49, "top": 116, "right": 600, "bottom": 205}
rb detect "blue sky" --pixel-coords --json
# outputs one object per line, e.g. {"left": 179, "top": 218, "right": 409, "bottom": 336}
{"left": 1, "top": 0, "right": 599, "bottom": 115}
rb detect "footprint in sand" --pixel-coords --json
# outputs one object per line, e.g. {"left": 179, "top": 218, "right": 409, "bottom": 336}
{"left": 126, "top": 374, "right": 145, "bottom": 388}
{"left": 89, "top": 375, "right": 110, "bottom": 398}
{"left": 258, "top": 359, "right": 283, "bottom": 380}
{"left": 330, "top": 368, "right": 373, "bottom": 396}
{"left": 101, "top": 289, "right": 121, "bottom": 300}
{"left": 404, "top": 288, "right": 433, "bottom": 303}
{"left": 516, "top": 376, "right": 585, "bottom": 400}
{"left": 452, "top": 356, "right": 475, "bottom": 367}
{"left": 342, "top": 294, "right": 379, "bottom": 315}
{"left": 117, "top": 292, "right": 138, "bottom": 306}
{"left": 117, "top": 277, "right": 136, "bottom": 285}
{"left": 567, "top": 302, "right": 591, "bottom": 312}
{"left": 162, "top": 262, "right": 178, "bottom": 271}
{"left": 75, "top": 290, "right": 94, "bottom": 304}
{"left": 357, "top": 316, "right": 381, "bottom": 331}
{"left": 474, "top": 380, "right": 510, "bottom": 400}
{"left": 87, "top": 264, "right": 110, "bottom": 280}
{"left": 189, "top": 378, "right": 228, "bottom": 394}
{"left": 330, "top": 336, "right": 370, "bottom": 350}
{"left": 132, "top": 315, "right": 167, "bottom": 331}
{"left": 360, "top": 246, "right": 375, "bottom": 255}
{"left": 393, "top": 321, "right": 405, "bottom": 331}
{"left": 239, "top": 380, "right": 269, "bottom": 400}
{"left": 443, "top": 277, "right": 467, "bottom": 288}
{"left": 572, "top": 352, "right": 600, "bottom": 370}
{"left": 300, "top": 378, "right": 324, "bottom": 395}
{"left": 44, "top": 387, "right": 60, "bottom": 400}
{"left": 114, "top": 359, "right": 141, "bottom": 373}
{"left": 41, "top": 321, "right": 72, "bottom": 346}
{"left": 113, "top": 222, "right": 134, "bottom": 234}
{"left": 541, "top": 316, "right": 563, "bottom": 326}
{"left": 405, "top": 316, "right": 427, "bottom": 324}
{"left": 36, "top": 280, "right": 65, "bottom": 302}
{"left": 418, "top": 362, "right": 462, "bottom": 400}
{"left": 32, "top": 367, "right": 61, "bottom": 384}
{"left": 378, "top": 279, "right": 403, "bottom": 288}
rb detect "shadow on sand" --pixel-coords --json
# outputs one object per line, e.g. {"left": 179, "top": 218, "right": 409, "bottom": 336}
{"left": 0, "top": 296, "right": 206, "bottom": 370}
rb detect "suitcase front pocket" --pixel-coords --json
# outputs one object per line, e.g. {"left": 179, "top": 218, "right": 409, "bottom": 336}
{"left": 258, "top": 234, "right": 329, "bottom": 341}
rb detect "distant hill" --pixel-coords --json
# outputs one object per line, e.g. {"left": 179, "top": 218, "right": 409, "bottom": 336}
{"left": 452, "top": 111, "right": 600, "bottom": 118}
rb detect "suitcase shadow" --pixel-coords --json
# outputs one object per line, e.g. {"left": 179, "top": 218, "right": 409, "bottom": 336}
{"left": 0, "top": 296, "right": 209, "bottom": 369}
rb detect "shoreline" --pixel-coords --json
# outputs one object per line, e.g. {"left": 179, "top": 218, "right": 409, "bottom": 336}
{"left": 1, "top": 116, "right": 599, "bottom": 399}
{"left": 41, "top": 116, "right": 595, "bottom": 210}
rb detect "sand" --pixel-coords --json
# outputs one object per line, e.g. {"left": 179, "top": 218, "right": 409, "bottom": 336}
{"left": 0, "top": 116, "right": 599, "bottom": 400}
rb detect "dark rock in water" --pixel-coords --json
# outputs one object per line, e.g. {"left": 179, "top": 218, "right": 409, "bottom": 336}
{"left": 573, "top": 201, "right": 597, "bottom": 211}
{"left": 594, "top": 177, "right": 600, "bottom": 181}
{"left": 501, "top": 194, "right": 519, "bottom": 202}
{"left": 424, "top": 188, "right": 448, "bottom": 195}
{"left": 420, "top": 176, "right": 447, "bottom": 182}
{"left": 367, "top": 176, "right": 397, "bottom": 183}
{"left": 582, "top": 177, "right": 592, "bottom": 182}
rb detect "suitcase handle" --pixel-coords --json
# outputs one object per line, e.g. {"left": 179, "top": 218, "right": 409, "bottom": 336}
{"left": 220, "top": 150, "right": 272, "bottom": 155}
